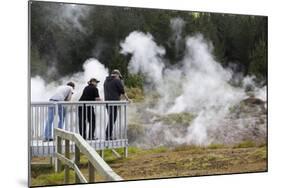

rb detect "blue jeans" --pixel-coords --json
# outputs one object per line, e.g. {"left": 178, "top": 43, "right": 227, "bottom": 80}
{"left": 44, "top": 104, "right": 66, "bottom": 140}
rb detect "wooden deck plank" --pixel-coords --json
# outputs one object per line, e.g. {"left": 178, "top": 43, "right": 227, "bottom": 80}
{"left": 31, "top": 139, "right": 128, "bottom": 156}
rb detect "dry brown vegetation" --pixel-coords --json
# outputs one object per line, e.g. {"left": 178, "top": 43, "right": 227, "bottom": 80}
{"left": 109, "top": 145, "right": 267, "bottom": 180}
{"left": 31, "top": 143, "right": 267, "bottom": 186}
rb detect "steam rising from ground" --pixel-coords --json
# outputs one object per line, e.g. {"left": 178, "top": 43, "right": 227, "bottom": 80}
{"left": 43, "top": 3, "right": 90, "bottom": 33}
{"left": 121, "top": 31, "right": 165, "bottom": 85}
{"left": 31, "top": 17, "right": 266, "bottom": 147}
{"left": 31, "top": 58, "right": 108, "bottom": 101}
{"left": 31, "top": 59, "right": 111, "bottom": 140}
{"left": 121, "top": 31, "right": 267, "bottom": 147}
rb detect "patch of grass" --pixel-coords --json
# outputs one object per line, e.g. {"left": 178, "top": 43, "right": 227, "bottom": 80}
{"left": 128, "top": 146, "right": 142, "bottom": 154}
{"left": 102, "top": 147, "right": 143, "bottom": 163}
{"left": 80, "top": 154, "right": 89, "bottom": 165}
{"left": 150, "top": 146, "right": 168, "bottom": 153}
{"left": 233, "top": 140, "right": 256, "bottom": 148}
{"left": 31, "top": 144, "right": 268, "bottom": 186}
{"left": 173, "top": 145, "right": 205, "bottom": 153}
{"left": 111, "top": 146, "right": 168, "bottom": 156}
{"left": 31, "top": 164, "right": 53, "bottom": 178}
{"left": 257, "top": 142, "right": 267, "bottom": 148}
{"left": 236, "top": 141, "right": 255, "bottom": 148}
{"left": 251, "top": 147, "right": 267, "bottom": 161}
{"left": 207, "top": 144, "right": 225, "bottom": 149}
{"left": 126, "top": 87, "right": 144, "bottom": 102}
{"left": 32, "top": 170, "right": 75, "bottom": 186}
{"left": 125, "top": 146, "right": 169, "bottom": 156}
{"left": 173, "top": 143, "right": 227, "bottom": 152}
{"left": 182, "top": 154, "right": 232, "bottom": 171}
{"left": 157, "top": 112, "right": 195, "bottom": 126}
{"left": 80, "top": 150, "right": 124, "bottom": 166}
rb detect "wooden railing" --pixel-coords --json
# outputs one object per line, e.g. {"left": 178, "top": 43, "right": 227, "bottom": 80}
{"left": 30, "top": 101, "right": 128, "bottom": 157}
{"left": 54, "top": 128, "right": 123, "bottom": 184}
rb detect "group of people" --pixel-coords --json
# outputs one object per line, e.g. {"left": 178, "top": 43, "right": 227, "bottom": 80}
{"left": 43, "top": 69, "right": 131, "bottom": 142}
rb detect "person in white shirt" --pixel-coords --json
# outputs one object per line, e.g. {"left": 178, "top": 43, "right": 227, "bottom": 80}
{"left": 44, "top": 82, "right": 75, "bottom": 141}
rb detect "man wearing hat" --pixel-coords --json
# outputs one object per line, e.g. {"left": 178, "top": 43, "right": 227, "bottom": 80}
{"left": 104, "top": 69, "right": 131, "bottom": 140}
{"left": 78, "top": 78, "right": 101, "bottom": 140}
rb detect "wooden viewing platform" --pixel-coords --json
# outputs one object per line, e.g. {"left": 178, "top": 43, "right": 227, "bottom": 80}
{"left": 29, "top": 101, "right": 128, "bottom": 157}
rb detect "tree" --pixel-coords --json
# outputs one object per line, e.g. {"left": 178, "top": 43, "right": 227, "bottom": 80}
{"left": 249, "top": 39, "right": 267, "bottom": 82}
{"left": 30, "top": 2, "right": 268, "bottom": 85}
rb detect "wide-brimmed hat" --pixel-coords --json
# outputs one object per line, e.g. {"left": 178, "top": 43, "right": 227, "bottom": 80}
{"left": 111, "top": 69, "right": 123, "bottom": 79}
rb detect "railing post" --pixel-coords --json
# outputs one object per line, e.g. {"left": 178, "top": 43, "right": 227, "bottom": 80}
{"left": 49, "top": 157, "right": 53, "bottom": 166}
{"left": 124, "top": 147, "right": 128, "bottom": 158}
{"left": 74, "top": 144, "right": 80, "bottom": 183}
{"left": 64, "top": 139, "right": 70, "bottom": 184}
{"left": 99, "top": 150, "right": 104, "bottom": 159}
{"left": 53, "top": 127, "right": 123, "bottom": 182}
{"left": 88, "top": 161, "right": 95, "bottom": 182}
{"left": 54, "top": 103, "right": 59, "bottom": 130}
{"left": 55, "top": 135, "right": 62, "bottom": 172}
{"left": 54, "top": 104, "right": 60, "bottom": 172}
{"left": 124, "top": 103, "right": 128, "bottom": 158}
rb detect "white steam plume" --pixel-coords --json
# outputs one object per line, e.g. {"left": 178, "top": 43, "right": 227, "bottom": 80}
{"left": 31, "top": 58, "right": 108, "bottom": 102}
{"left": 31, "top": 58, "right": 110, "bottom": 140}
{"left": 121, "top": 31, "right": 266, "bottom": 147}
{"left": 120, "top": 31, "right": 165, "bottom": 85}
{"left": 46, "top": 3, "right": 91, "bottom": 33}
{"left": 168, "top": 34, "right": 245, "bottom": 114}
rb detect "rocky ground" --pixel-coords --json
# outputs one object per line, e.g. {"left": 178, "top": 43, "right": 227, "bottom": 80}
{"left": 127, "top": 96, "right": 267, "bottom": 148}
{"left": 210, "top": 96, "right": 267, "bottom": 144}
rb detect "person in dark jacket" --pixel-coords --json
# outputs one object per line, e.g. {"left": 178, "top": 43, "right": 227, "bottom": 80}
{"left": 104, "top": 69, "right": 131, "bottom": 140}
{"left": 78, "top": 78, "right": 101, "bottom": 140}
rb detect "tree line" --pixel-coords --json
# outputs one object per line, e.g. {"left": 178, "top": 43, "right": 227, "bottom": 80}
{"left": 30, "top": 1, "right": 267, "bottom": 86}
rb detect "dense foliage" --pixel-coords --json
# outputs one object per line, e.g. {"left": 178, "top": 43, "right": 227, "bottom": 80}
{"left": 30, "top": 2, "right": 267, "bottom": 86}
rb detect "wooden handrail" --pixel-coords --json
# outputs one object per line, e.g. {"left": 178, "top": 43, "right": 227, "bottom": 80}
{"left": 55, "top": 152, "right": 87, "bottom": 183}
{"left": 54, "top": 128, "right": 123, "bottom": 183}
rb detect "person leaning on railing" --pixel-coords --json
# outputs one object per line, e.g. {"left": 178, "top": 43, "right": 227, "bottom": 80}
{"left": 104, "top": 69, "right": 132, "bottom": 140}
{"left": 78, "top": 78, "right": 101, "bottom": 140}
{"left": 43, "top": 82, "right": 75, "bottom": 142}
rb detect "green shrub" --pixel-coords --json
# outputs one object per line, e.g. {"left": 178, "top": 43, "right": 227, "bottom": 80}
{"left": 125, "top": 74, "right": 144, "bottom": 88}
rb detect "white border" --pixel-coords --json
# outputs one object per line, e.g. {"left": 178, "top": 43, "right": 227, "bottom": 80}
{"left": 0, "top": 0, "right": 280, "bottom": 188}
